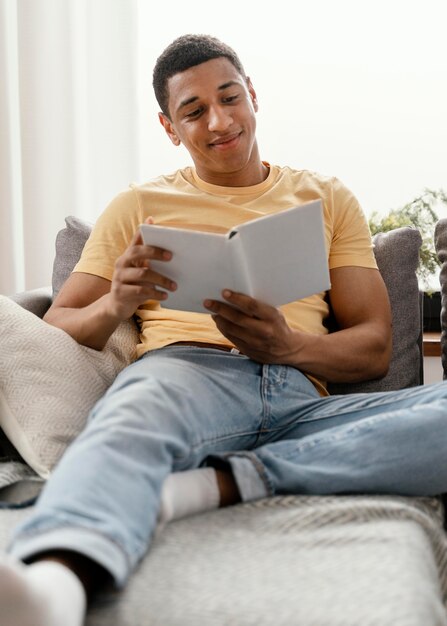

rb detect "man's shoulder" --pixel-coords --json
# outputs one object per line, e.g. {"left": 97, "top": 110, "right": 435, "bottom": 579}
{"left": 130, "top": 167, "right": 194, "bottom": 196}
{"left": 276, "top": 165, "right": 334, "bottom": 183}
{"left": 275, "top": 165, "right": 341, "bottom": 194}
{"left": 101, "top": 168, "right": 192, "bottom": 214}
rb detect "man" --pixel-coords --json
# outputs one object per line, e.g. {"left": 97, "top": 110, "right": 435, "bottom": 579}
{"left": 1, "top": 34, "right": 447, "bottom": 626}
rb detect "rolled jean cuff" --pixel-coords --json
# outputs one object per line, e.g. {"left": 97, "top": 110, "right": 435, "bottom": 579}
{"left": 8, "top": 526, "right": 130, "bottom": 588}
{"left": 225, "top": 452, "right": 273, "bottom": 502}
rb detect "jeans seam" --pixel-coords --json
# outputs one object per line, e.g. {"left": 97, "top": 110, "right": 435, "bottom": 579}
{"left": 276, "top": 408, "right": 414, "bottom": 460}
{"left": 257, "top": 364, "right": 272, "bottom": 445}
{"left": 303, "top": 387, "right": 441, "bottom": 422}
{"left": 172, "top": 428, "right": 262, "bottom": 466}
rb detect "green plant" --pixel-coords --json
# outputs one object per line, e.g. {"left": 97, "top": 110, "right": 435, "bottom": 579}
{"left": 368, "top": 188, "right": 447, "bottom": 290}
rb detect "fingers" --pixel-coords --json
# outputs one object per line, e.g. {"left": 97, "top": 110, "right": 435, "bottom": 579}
{"left": 111, "top": 261, "right": 176, "bottom": 313}
{"left": 131, "top": 215, "right": 157, "bottom": 247}
{"left": 204, "top": 290, "right": 275, "bottom": 321}
{"left": 117, "top": 264, "right": 176, "bottom": 292}
{"left": 130, "top": 231, "right": 171, "bottom": 265}
{"left": 111, "top": 278, "right": 170, "bottom": 305}
{"left": 204, "top": 290, "right": 293, "bottom": 364}
{"left": 204, "top": 291, "right": 267, "bottom": 340}
{"left": 125, "top": 242, "right": 172, "bottom": 268}
{"left": 111, "top": 221, "right": 177, "bottom": 311}
{"left": 115, "top": 241, "right": 175, "bottom": 287}
{"left": 120, "top": 221, "right": 173, "bottom": 278}
{"left": 117, "top": 240, "right": 176, "bottom": 285}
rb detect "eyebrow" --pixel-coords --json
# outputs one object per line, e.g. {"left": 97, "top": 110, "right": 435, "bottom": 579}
{"left": 176, "top": 80, "right": 240, "bottom": 113}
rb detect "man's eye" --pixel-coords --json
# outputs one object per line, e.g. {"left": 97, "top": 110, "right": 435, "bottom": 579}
{"left": 186, "top": 108, "right": 202, "bottom": 119}
{"left": 223, "top": 95, "right": 238, "bottom": 103}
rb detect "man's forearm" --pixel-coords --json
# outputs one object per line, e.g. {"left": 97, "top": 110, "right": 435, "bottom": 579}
{"left": 287, "top": 324, "right": 392, "bottom": 383}
{"left": 43, "top": 293, "right": 123, "bottom": 350}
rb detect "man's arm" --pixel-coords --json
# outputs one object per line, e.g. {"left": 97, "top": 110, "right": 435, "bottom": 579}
{"left": 44, "top": 226, "right": 177, "bottom": 350}
{"left": 204, "top": 266, "right": 392, "bottom": 384}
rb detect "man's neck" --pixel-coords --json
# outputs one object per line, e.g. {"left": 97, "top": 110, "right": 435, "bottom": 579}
{"left": 195, "top": 161, "right": 270, "bottom": 188}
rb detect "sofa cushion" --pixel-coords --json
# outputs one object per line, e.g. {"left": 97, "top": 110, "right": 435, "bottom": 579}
{"left": 52, "top": 215, "right": 94, "bottom": 297}
{"left": 0, "top": 296, "right": 139, "bottom": 478}
{"left": 328, "top": 226, "right": 422, "bottom": 394}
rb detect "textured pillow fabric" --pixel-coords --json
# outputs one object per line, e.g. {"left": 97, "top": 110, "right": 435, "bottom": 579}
{"left": 0, "top": 296, "right": 139, "bottom": 478}
{"left": 328, "top": 226, "right": 423, "bottom": 394}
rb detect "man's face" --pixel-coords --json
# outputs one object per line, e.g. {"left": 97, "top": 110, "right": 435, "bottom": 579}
{"left": 159, "top": 57, "right": 260, "bottom": 185}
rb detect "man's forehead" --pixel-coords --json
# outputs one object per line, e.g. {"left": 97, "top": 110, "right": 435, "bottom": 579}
{"left": 167, "top": 58, "right": 245, "bottom": 107}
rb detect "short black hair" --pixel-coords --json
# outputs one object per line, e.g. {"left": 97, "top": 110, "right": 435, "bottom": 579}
{"left": 153, "top": 34, "right": 247, "bottom": 118}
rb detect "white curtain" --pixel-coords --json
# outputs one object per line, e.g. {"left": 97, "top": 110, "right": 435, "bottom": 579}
{"left": 0, "top": 0, "right": 140, "bottom": 294}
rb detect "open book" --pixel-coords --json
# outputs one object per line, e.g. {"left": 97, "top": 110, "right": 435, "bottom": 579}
{"left": 140, "top": 199, "right": 330, "bottom": 313}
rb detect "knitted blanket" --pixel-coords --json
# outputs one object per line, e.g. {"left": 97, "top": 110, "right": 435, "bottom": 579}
{"left": 0, "top": 491, "right": 446, "bottom": 624}
{"left": 91, "top": 495, "right": 447, "bottom": 625}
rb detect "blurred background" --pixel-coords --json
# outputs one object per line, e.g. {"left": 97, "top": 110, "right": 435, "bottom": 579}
{"left": 1, "top": 0, "right": 446, "bottom": 293}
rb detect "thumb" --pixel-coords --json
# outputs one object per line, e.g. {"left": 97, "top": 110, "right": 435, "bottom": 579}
{"left": 133, "top": 216, "right": 154, "bottom": 246}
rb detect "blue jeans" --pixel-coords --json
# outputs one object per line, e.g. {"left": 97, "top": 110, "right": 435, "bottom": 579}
{"left": 8, "top": 346, "right": 447, "bottom": 586}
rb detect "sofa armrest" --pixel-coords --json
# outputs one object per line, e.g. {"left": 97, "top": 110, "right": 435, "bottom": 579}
{"left": 9, "top": 287, "right": 52, "bottom": 319}
{"left": 435, "top": 218, "right": 447, "bottom": 379}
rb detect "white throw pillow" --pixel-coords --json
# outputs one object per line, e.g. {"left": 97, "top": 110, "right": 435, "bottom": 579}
{"left": 0, "top": 296, "right": 139, "bottom": 478}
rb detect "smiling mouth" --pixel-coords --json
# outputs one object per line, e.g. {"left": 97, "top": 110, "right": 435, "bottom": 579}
{"left": 209, "top": 132, "right": 242, "bottom": 149}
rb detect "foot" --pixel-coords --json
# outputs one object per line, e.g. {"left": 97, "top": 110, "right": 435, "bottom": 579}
{"left": 0, "top": 558, "right": 48, "bottom": 626}
{"left": 157, "top": 467, "right": 220, "bottom": 526}
{"left": 0, "top": 557, "right": 86, "bottom": 626}
{"left": 157, "top": 467, "right": 241, "bottom": 528}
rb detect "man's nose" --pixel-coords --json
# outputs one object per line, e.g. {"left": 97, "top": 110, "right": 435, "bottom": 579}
{"left": 208, "top": 106, "right": 233, "bottom": 132}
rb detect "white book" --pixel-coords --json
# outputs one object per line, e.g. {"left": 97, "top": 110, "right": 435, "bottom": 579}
{"left": 140, "top": 199, "right": 330, "bottom": 313}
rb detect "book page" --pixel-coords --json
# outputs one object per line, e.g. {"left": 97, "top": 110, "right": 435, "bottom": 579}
{"left": 140, "top": 225, "right": 236, "bottom": 313}
{"left": 235, "top": 200, "right": 330, "bottom": 306}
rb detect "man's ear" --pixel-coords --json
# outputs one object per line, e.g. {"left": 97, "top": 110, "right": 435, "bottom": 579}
{"left": 246, "top": 77, "right": 259, "bottom": 113}
{"left": 158, "top": 112, "right": 181, "bottom": 146}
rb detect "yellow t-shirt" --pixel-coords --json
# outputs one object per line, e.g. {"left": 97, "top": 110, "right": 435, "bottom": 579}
{"left": 74, "top": 164, "right": 377, "bottom": 395}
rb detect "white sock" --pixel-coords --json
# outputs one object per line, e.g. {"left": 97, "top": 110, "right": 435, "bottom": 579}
{"left": 158, "top": 467, "right": 220, "bottom": 525}
{"left": 0, "top": 557, "right": 86, "bottom": 626}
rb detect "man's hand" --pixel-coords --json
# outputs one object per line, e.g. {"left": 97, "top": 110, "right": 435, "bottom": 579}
{"left": 204, "top": 265, "right": 393, "bottom": 384}
{"left": 44, "top": 218, "right": 177, "bottom": 350}
{"left": 109, "top": 219, "right": 177, "bottom": 320}
{"left": 204, "top": 290, "right": 297, "bottom": 364}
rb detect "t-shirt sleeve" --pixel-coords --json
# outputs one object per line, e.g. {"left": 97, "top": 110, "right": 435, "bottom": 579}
{"left": 327, "top": 177, "right": 378, "bottom": 270}
{"left": 73, "top": 187, "right": 143, "bottom": 281}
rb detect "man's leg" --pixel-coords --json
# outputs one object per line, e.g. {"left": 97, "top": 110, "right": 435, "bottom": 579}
{"left": 212, "top": 369, "right": 447, "bottom": 502}
{"left": 0, "top": 347, "right": 268, "bottom": 624}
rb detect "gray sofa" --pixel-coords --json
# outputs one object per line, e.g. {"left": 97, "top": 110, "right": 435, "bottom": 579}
{"left": 1, "top": 218, "right": 447, "bottom": 625}
{"left": 435, "top": 218, "right": 447, "bottom": 382}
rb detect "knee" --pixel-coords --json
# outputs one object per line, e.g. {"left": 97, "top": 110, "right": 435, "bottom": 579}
{"left": 85, "top": 380, "right": 197, "bottom": 457}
